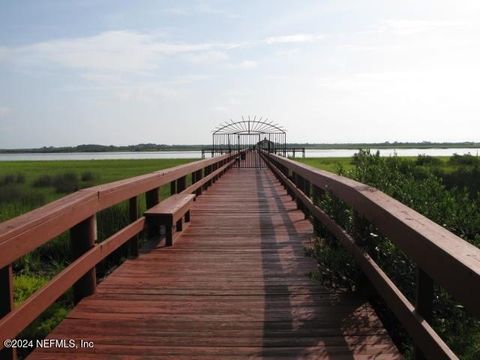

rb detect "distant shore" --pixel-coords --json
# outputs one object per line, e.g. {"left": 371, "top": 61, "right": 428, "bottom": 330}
{"left": 1, "top": 142, "right": 479, "bottom": 153}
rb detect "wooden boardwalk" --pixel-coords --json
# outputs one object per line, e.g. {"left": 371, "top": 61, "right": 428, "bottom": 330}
{"left": 30, "top": 168, "right": 400, "bottom": 359}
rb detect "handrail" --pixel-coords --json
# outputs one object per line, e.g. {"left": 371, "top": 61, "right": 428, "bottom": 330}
{"left": 0, "top": 152, "right": 241, "bottom": 356}
{"left": 262, "top": 151, "right": 480, "bottom": 360}
{"left": 0, "top": 153, "right": 238, "bottom": 268}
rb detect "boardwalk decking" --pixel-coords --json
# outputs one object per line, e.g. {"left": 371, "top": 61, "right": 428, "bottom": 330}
{"left": 30, "top": 168, "right": 400, "bottom": 359}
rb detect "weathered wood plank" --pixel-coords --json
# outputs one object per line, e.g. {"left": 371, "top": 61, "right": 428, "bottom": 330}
{"left": 28, "top": 168, "right": 399, "bottom": 359}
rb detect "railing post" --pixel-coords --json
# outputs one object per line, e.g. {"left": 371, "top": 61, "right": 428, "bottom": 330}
{"left": 352, "top": 211, "right": 374, "bottom": 299}
{"left": 288, "top": 172, "right": 296, "bottom": 200}
{"left": 170, "top": 180, "right": 176, "bottom": 195}
{"left": 146, "top": 187, "right": 160, "bottom": 208}
{"left": 303, "top": 179, "right": 311, "bottom": 197}
{"left": 0, "top": 264, "right": 16, "bottom": 360}
{"left": 205, "top": 165, "right": 212, "bottom": 188}
{"left": 177, "top": 176, "right": 186, "bottom": 193}
{"left": 195, "top": 170, "right": 203, "bottom": 195}
{"left": 301, "top": 178, "right": 311, "bottom": 219}
{"left": 70, "top": 215, "right": 97, "bottom": 304}
{"left": 212, "top": 163, "right": 218, "bottom": 181}
{"left": 128, "top": 196, "right": 139, "bottom": 258}
{"left": 414, "top": 268, "right": 434, "bottom": 360}
{"left": 146, "top": 188, "right": 160, "bottom": 237}
{"left": 312, "top": 185, "right": 325, "bottom": 237}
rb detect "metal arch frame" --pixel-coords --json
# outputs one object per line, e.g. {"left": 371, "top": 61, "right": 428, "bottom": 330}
{"left": 211, "top": 116, "right": 288, "bottom": 167}
{"left": 212, "top": 117, "right": 286, "bottom": 135}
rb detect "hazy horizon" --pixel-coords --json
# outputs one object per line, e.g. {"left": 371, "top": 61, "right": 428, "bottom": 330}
{"left": 2, "top": 139, "right": 480, "bottom": 151}
{"left": 1, "top": 1, "right": 480, "bottom": 147}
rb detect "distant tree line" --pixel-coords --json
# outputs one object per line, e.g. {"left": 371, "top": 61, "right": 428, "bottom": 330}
{"left": 0, "top": 143, "right": 206, "bottom": 153}
{"left": 289, "top": 141, "right": 480, "bottom": 149}
{"left": 1, "top": 141, "right": 479, "bottom": 153}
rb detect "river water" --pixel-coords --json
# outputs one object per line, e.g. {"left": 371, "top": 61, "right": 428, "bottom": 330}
{"left": 0, "top": 148, "right": 478, "bottom": 161}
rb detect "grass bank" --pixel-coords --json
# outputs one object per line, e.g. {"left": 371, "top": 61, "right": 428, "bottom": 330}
{"left": 0, "top": 158, "right": 196, "bottom": 222}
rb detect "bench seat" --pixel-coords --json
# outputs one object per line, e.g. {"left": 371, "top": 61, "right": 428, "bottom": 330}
{"left": 144, "top": 193, "right": 195, "bottom": 246}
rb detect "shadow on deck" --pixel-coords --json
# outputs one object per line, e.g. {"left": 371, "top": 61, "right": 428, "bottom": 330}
{"left": 29, "top": 168, "right": 400, "bottom": 359}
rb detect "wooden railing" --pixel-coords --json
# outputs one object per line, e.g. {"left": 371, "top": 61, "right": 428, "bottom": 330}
{"left": 261, "top": 151, "right": 480, "bottom": 360}
{"left": 0, "top": 152, "right": 241, "bottom": 359}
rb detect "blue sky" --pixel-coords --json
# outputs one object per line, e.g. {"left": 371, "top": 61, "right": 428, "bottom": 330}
{"left": 1, "top": 0, "right": 479, "bottom": 147}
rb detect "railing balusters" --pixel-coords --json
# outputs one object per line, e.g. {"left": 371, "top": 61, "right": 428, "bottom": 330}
{"left": 414, "top": 268, "right": 435, "bottom": 360}
{"left": 70, "top": 215, "right": 97, "bottom": 304}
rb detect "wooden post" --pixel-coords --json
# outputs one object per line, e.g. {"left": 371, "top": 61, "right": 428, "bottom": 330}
{"left": 312, "top": 185, "right": 324, "bottom": 203}
{"left": 177, "top": 176, "right": 186, "bottom": 193}
{"left": 302, "top": 178, "right": 310, "bottom": 219}
{"left": 70, "top": 215, "right": 97, "bottom": 304}
{"left": 304, "top": 179, "right": 311, "bottom": 197}
{"left": 195, "top": 170, "right": 203, "bottom": 196}
{"left": 414, "top": 268, "right": 434, "bottom": 360}
{"left": 352, "top": 212, "right": 375, "bottom": 299}
{"left": 165, "top": 223, "right": 173, "bottom": 246}
{"left": 170, "top": 180, "right": 177, "bottom": 195}
{"left": 176, "top": 219, "right": 183, "bottom": 232}
{"left": 146, "top": 187, "right": 160, "bottom": 208}
{"left": 205, "top": 166, "right": 212, "bottom": 188}
{"left": 146, "top": 188, "right": 160, "bottom": 237}
{"left": 296, "top": 175, "right": 305, "bottom": 214}
{"left": 288, "top": 172, "right": 296, "bottom": 200}
{"left": 128, "top": 196, "right": 139, "bottom": 258}
{"left": 312, "top": 185, "right": 324, "bottom": 237}
{"left": 0, "top": 265, "right": 16, "bottom": 360}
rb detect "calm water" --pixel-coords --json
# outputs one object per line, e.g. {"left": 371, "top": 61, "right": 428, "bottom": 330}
{"left": 0, "top": 148, "right": 478, "bottom": 161}
{"left": 0, "top": 151, "right": 201, "bottom": 161}
{"left": 304, "top": 148, "right": 480, "bottom": 158}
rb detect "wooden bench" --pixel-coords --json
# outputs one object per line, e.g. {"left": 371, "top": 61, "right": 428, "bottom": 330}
{"left": 144, "top": 194, "right": 195, "bottom": 246}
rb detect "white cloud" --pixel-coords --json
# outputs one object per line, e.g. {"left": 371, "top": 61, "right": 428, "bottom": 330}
{"left": 235, "top": 60, "right": 258, "bottom": 69}
{"left": 171, "top": 74, "right": 210, "bottom": 85}
{"left": 195, "top": 1, "right": 240, "bottom": 19}
{"left": 161, "top": 2, "right": 240, "bottom": 19}
{"left": 377, "top": 19, "right": 466, "bottom": 35}
{"left": 265, "top": 33, "right": 325, "bottom": 44}
{"left": 5, "top": 31, "right": 245, "bottom": 75}
{"left": 188, "top": 50, "right": 228, "bottom": 64}
{"left": 14, "top": 31, "right": 217, "bottom": 73}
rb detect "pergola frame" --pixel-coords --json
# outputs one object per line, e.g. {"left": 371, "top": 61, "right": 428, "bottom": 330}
{"left": 212, "top": 116, "right": 287, "bottom": 157}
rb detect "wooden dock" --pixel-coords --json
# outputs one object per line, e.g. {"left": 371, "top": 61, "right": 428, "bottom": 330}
{"left": 29, "top": 168, "right": 399, "bottom": 359}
